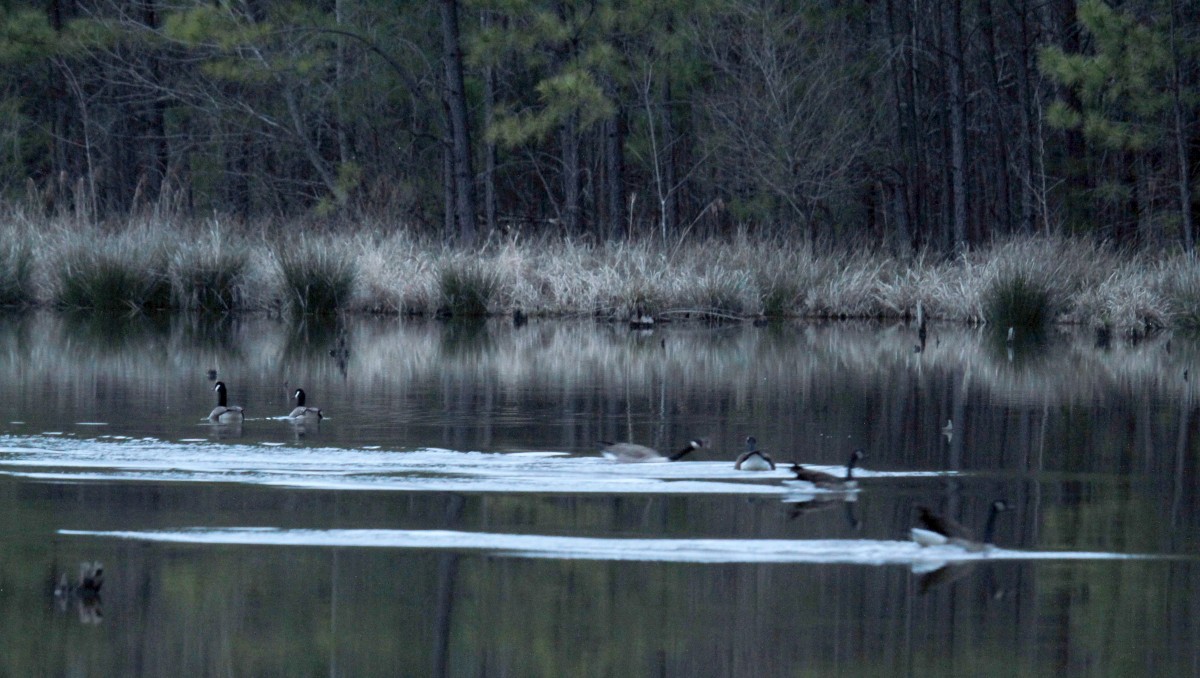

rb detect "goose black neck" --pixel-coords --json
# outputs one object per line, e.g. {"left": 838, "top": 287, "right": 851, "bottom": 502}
{"left": 844, "top": 451, "right": 861, "bottom": 480}
{"left": 296, "top": 390, "right": 306, "bottom": 406}
{"left": 982, "top": 504, "right": 1003, "bottom": 544}
{"left": 668, "top": 445, "right": 696, "bottom": 461}
{"left": 216, "top": 384, "right": 228, "bottom": 407}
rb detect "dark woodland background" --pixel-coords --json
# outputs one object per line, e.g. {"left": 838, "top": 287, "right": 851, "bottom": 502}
{"left": 2, "top": 0, "right": 1197, "bottom": 250}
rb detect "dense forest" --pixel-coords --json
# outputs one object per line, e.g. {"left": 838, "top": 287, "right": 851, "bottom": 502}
{"left": 0, "top": 0, "right": 1197, "bottom": 251}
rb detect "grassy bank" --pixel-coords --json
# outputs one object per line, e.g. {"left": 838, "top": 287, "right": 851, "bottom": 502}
{"left": 0, "top": 212, "right": 1194, "bottom": 336}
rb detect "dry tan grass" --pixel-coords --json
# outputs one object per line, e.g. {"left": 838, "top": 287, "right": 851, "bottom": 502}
{"left": 1, "top": 211, "right": 1198, "bottom": 334}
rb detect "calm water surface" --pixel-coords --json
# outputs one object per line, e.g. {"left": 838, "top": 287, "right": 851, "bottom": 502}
{"left": 1, "top": 312, "right": 1198, "bottom": 676}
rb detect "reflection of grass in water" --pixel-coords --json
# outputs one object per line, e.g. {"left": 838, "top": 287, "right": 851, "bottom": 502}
{"left": 439, "top": 318, "right": 493, "bottom": 358}
{"left": 60, "top": 310, "right": 173, "bottom": 353}
{"left": 282, "top": 317, "right": 347, "bottom": 362}
{"left": 2, "top": 310, "right": 1198, "bottom": 417}
{"left": 170, "top": 313, "right": 244, "bottom": 355}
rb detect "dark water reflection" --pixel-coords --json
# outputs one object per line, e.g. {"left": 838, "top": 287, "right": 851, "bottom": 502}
{"left": 2, "top": 312, "right": 1200, "bottom": 675}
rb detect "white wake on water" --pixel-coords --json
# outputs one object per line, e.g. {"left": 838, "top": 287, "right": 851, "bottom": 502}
{"left": 57, "top": 526, "right": 1157, "bottom": 565}
{"left": 0, "top": 434, "right": 955, "bottom": 496}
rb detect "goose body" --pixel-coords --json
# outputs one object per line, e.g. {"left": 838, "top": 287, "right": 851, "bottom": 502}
{"left": 911, "top": 500, "right": 1010, "bottom": 550}
{"left": 600, "top": 439, "right": 706, "bottom": 463}
{"left": 208, "top": 381, "right": 244, "bottom": 423}
{"left": 785, "top": 448, "right": 865, "bottom": 490}
{"left": 734, "top": 436, "right": 775, "bottom": 471}
{"left": 288, "top": 388, "right": 323, "bottom": 420}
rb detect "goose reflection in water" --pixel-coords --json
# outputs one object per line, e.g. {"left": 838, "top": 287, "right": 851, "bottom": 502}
{"left": 783, "top": 493, "right": 860, "bottom": 530}
{"left": 53, "top": 561, "right": 104, "bottom": 625}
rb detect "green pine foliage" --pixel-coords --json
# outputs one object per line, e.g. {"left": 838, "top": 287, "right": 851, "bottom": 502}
{"left": 1040, "top": 0, "right": 1173, "bottom": 151}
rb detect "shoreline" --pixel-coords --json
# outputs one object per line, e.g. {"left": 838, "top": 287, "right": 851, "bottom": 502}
{"left": 0, "top": 214, "right": 1195, "bottom": 336}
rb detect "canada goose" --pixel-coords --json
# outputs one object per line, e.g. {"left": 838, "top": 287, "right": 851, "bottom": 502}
{"left": 629, "top": 306, "right": 655, "bottom": 330}
{"left": 910, "top": 500, "right": 1010, "bottom": 550}
{"left": 288, "top": 388, "right": 323, "bottom": 420}
{"left": 600, "top": 438, "right": 706, "bottom": 463}
{"left": 734, "top": 436, "right": 775, "bottom": 471}
{"left": 208, "top": 381, "right": 245, "bottom": 423}
{"left": 786, "top": 448, "right": 865, "bottom": 490}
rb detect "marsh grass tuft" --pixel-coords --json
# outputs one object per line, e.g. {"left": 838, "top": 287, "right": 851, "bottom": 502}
{"left": 1163, "top": 260, "right": 1200, "bottom": 331}
{"left": 57, "top": 244, "right": 171, "bottom": 311}
{"left": 0, "top": 238, "right": 34, "bottom": 306}
{"left": 438, "top": 261, "right": 496, "bottom": 316}
{"left": 982, "top": 268, "right": 1053, "bottom": 332}
{"left": 276, "top": 239, "right": 357, "bottom": 315}
{"left": 696, "top": 273, "right": 755, "bottom": 317}
{"left": 171, "top": 246, "right": 247, "bottom": 312}
{"left": 6, "top": 212, "right": 1200, "bottom": 333}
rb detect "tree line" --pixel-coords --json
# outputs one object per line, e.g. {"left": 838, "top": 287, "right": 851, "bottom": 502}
{"left": 0, "top": 0, "right": 1196, "bottom": 251}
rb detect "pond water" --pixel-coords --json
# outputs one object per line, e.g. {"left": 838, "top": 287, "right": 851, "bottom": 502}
{"left": 1, "top": 312, "right": 1198, "bottom": 676}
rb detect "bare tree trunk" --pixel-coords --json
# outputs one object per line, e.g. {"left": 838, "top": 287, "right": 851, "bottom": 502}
{"left": 603, "top": 111, "right": 625, "bottom": 240}
{"left": 440, "top": 0, "right": 477, "bottom": 244}
{"left": 1171, "top": 0, "right": 1194, "bottom": 251}
{"left": 661, "top": 80, "right": 678, "bottom": 237}
{"left": 885, "top": 0, "right": 913, "bottom": 253}
{"left": 943, "top": 0, "right": 968, "bottom": 251}
{"left": 482, "top": 11, "right": 498, "bottom": 236}
{"left": 910, "top": 0, "right": 930, "bottom": 249}
{"left": 980, "top": 0, "right": 1011, "bottom": 235}
{"left": 443, "top": 142, "right": 455, "bottom": 238}
{"left": 561, "top": 112, "right": 581, "bottom": 234}
{"left": 334, "top": 0, "right": 349, "bottom": 169}
{"left": 1015, "top": 0, "right": 1037, "bottom": 234}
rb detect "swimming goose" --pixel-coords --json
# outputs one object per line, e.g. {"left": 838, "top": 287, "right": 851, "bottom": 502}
{"left": 599, "top": 438, "right": 706, "bottom": 463}
{"left": 786, "top": 448, "right": 865, "bottom": 490}
{"left": 910, "top": 500, "right": 1010, "bottom": 550}
{"left": 734, "top": 436, "right": 775, "bottom": 471}
{"left": 208, "top": 381, "right": 245, "bottom": 423}
{"left": 288, "top": 388, "right": 323, "bottom": 420}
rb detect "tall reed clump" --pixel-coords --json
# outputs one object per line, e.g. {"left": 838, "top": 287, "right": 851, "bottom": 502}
{"left": 980, "top": 249, "right": 1057, "bottom": 333}
{"left": 275, "top": 237, "right": 357, "bottom": 316}
{"left": 1161, "top": 257, "right": 1200, "bottom": 331}
{"left": 438, "top": 259, "right": 497, "bottom": 317}
{"left": 0, "top": 237, "right": 34, "bottom": 307}
{"left": 56, "top": 239, "right": 171, "bottom": 311}
{"left": 170, "top": 244, "right": 247, "bottom": 313}
{"left": 758, "top": 272, "right": 801, "bottom": 317}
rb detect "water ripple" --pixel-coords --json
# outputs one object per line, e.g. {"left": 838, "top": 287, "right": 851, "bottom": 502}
{"left": 58, "top": 527, "right": 1166, "bottom": 565}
